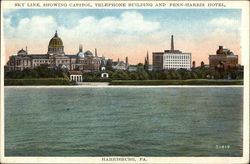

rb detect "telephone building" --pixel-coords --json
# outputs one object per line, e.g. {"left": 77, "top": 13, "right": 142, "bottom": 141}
{"left": 153, "top": 35, "right": 192, "bottom": 70}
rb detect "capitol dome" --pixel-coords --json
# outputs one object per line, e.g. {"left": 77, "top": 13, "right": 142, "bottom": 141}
{"left": 47, "top": 31, "right": 64, "bottom": 55}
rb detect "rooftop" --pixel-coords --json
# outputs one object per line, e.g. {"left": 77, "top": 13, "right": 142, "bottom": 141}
{"left": 68, "top": 71, "right": 82, "bottom": 75}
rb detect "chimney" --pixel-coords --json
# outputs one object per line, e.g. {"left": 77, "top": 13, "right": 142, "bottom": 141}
{"left": 192, "top": 61, "right": 196, "bottom": 68}
{"left": 95, "top": 48, "right": 97, "bottom": 57}
{"left": 171, "top": 35, "right": 174, "bottom": 51}
{"left": 79, "top": 44, "right": 83, "bottom": 52}
{"left": 26, "top": 46, "right": 28, "bottom": 54}
{"left": 125, "top": 56, "right": 128, "bottom": 65}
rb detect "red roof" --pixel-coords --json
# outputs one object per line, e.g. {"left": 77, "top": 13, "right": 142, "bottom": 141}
{"left": 68, "top": 71, "right": 82, "bottom": 75}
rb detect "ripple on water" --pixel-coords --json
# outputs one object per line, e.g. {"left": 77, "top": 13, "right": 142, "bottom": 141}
{"left": 4, "top": 87, "right": 243, "bottom": 156}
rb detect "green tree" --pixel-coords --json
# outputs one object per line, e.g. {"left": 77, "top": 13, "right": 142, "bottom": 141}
{"left": 106, "top": 60, "right": 113, "bottom": 71}
{"left": 138, "top": 71, "right": 149, "bottom": 80}
{"left": 191, "top": 72, "right": 198, "bottom": 79}
{"left": 130, "top": 72, "right": 139, "bottom": 80}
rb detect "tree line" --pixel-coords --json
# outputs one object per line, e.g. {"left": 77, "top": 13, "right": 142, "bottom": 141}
{"left": 5, "top": 65, "right": 67, "bottom": 79}
{"left": 83, "top": 67, "right": 243, "bottom": 81}
{"left": 5, "top": 65, "right": 243, "bottom": 80}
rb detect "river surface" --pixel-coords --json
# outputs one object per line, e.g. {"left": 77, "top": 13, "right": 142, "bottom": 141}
{"left": 4, "top": 87, "right": 243, "bottom": 156}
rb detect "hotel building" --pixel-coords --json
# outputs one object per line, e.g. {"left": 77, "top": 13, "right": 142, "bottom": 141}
{"left": 209, "top": 46, "right": 239, "bottom": 72}
{"left": 153, "top": 35, "right": 192, "bottom": 70}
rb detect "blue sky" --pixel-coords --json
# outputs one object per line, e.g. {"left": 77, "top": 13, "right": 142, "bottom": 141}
{"left": 3, "top": 9, "right": 241, "bottom": 64}
{"left": 5, "top": 9, "right": 241, "bottom": 32}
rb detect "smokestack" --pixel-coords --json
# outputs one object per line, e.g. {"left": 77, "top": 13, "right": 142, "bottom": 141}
{"left": 171, "top": 35, "right": 174, "bottom": 51}
{"left": 79, "top": 44, "right": 83, "bottom": 52}
{"left": 192, "top": 61, "right": 196, "bottom": 68}
{"left": 125, "top": 56, "right": 128, "bottom": 65}
{"left": 26, "top": 46, "right": 28, "bottom": 54}
{"left": 95, "top": 48, "right": 97, "bottom": 57}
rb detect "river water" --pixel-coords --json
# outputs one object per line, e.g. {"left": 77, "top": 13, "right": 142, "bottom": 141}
{"left": 4, "top": 87, "right": 243, "bottom": 156}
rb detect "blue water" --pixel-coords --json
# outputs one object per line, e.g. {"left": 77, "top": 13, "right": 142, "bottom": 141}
{"left": 4, "top": 87, "right": 243, "bottom": 156}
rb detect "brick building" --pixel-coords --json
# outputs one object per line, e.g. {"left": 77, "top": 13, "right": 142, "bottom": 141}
{"left": 152, "top": 52, "right": 164, "bottom": 70}
{"left": 209, "top": 46, "right": 239, "bottom": 72}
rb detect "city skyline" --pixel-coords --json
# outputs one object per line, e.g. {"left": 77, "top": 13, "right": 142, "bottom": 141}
{"left": 3, "top": 9, "right": 241, "bottom": 64}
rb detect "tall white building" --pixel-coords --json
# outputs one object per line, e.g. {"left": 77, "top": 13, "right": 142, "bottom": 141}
{"left": 153, "top": 35, "right": 191, "bottom": 70}
{"left": 163, "top": 52, "right": 191, "bottom": 70}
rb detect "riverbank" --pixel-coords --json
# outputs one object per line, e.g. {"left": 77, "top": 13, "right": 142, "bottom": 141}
{"left": 4, "top": 78, "right": 71, "bottom": 86}
{"left": 109, "top": 79, "right": 243, "bottom": 85}
{"left": 4, "top": 78, "right": 243, "bottom": 86}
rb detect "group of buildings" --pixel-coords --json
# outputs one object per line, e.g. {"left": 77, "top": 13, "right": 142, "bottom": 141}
{"left": 5, "top": 31, "right": 240, "bottom": 79}
{"left": 5, "top": 31, "right": 129, "bottom": 73}
{"left": 152, "top": 35, "right": 239, "bottom": 72}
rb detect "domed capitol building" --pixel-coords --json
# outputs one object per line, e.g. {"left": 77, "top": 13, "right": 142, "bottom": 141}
{"left": 5, "top": 31, "right": 109, "bottom": 72}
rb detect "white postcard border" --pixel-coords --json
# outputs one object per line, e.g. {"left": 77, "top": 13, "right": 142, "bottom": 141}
{"left": 0, "top": 1, "right": 249, "bottom": 163}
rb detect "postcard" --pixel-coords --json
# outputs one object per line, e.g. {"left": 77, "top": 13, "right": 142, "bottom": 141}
{"left": 0, "top": 0, "right": 249, "bottom": 163}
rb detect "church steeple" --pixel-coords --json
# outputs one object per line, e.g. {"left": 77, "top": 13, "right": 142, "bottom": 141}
{"left": 144, "top": 51, "right": 149, "bottom": 71}
{"left": 146, "top": 51, "right": 149, "bottom": 62}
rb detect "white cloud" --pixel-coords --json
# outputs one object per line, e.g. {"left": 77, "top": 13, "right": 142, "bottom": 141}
{"left": 4, "top": 11, "right": 161, "bottom": 52}
{"left": 208, "top": 17, "right": 240, "bottom": 34}
{"left": 4, "top": 17, "right": 15, "bottom": 37}
{"left": 208, "top": 17, "right": 239, "bottom": 28}
{"left": 4, "top": 16, "right": 57, "bottom": 40}
{"left": 206, "top": 17, "right": 240, "bottom": 43}
{"left": 59, "top": 11, "right": 160, "bottom": 39}
{"left": 119, "top": 11, "right": 160, "bottom": 33}
{"left": 5, "top": 11, "right": 160, "bottom": 39}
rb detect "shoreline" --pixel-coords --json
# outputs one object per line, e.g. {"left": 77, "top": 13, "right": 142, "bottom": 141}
{"left": 4, "top": 85, "right": 244, "bottom": 88}
{"left": 4, "top": 79, "right": 244, "bottom": 86}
